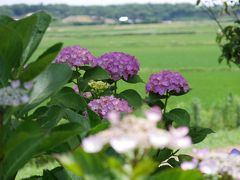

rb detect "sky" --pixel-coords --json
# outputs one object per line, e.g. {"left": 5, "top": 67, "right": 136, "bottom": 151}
{"left": 0, "top": 0, "right": 195, "bottom": 6}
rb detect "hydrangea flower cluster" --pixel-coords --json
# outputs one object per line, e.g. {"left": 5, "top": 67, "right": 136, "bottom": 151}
{"left": 55, "top": 45, "right": 95, "bottom": 67}
{"left": 0, "top": 80, "right": 32, "bottom": 106}
{"left": 88, "top": 80, "right": 110, "bottom": 93}
{"left": 181, "top": 149, "right": 240, "bottom": 179}
{"left": 88, "top": 96, "right": 132, "bottom": 118}
{"left": 82, "top": 107, "right": 191, "bottom": 153}
{"left": 146, "top": 71, "right": 189, "bottom": 96}
{"left": 92, "top": 52, "right": 140, "bottom": 81}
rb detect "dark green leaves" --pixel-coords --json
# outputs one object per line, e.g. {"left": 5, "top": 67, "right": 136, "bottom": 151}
{"left": 37, "top": 123, "right": 84, "bottom": 154}
{"left": 8, "top": 11, "right": 51, "bottom": 64}
{"left": 21, "top": 64, "right": 72, "bottom": 113}
{"left": 196, "top": 0, "right": 201, "bottom": 5}
{"left": 64, "top": 108, "right": 90, "bottom": 131}
{"left": 123, "top": 75, "right": 144, "bottom": 84}
{"left": 50, "top": 87, "right": 87, "bottom": 112}
{"left": 165, "top": 108, "right": 191, "bottom": 127}
{"left": 87, "top": 108, "right": 102, "bottom": 127}
{"left": 189, "top": 127, "right": 214, "bottom": 144}
{"left": 20, "top": 43, "right": 63, "bottom": 81}
{"left": 152, "top": 168, "right": 203, "bottom": 180}
{"left": 57, "top": 148, "right": 113, "bottom": 179}
{"left": 0, "top": 25, "right": 23, "bottom": 84}
{"left": 118, "top": 89, "right": 142, "bottom": 109}
{"left": 0, "top": 16, "right": 14, "bottom": 26}
{"left": 83, "top": 66, "right": 110, "bottom": 80}
{"left": 0, "top": 121, "right": 43, "bottom": 179}
{"left": 146, "top": 93, "right": 165, "bottom": 109}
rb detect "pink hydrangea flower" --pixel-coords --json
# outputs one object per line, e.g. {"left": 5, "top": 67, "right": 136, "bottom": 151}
{"left": 88, "top": 96, "right": 132, "bottom": 118}
{"left": 73, "top": 85, "right": 79, "bottom": 94}
{"left": 92, "top": 52, "right": 140, "bottom": 81}
{"left": 145, "top": 106, "right": 162, "bottom": 122}
{"left": 146, "top": 71, "right": 189, "bottom": 96}
{"left": 82, "top": 109, "right": 192, "bottom": 154}
{"left": 55, "top": 45, "right": 95, "bottom": 67}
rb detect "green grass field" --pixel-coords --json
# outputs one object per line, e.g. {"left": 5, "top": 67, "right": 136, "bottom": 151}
{"left": 33, "top": 21, "right": 240, "bottom": 108}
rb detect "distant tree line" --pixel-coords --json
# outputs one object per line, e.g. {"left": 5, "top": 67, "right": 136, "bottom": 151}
{"left": 0, "top": 3, "right": 210, "bottom": 23}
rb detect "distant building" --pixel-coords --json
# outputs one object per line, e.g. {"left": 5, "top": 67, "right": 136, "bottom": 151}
{"left": 119, "top": 16, "right": 129, "bottom": 22}
{"left": 63, "top": 15, "right": 115, "bottom": 25}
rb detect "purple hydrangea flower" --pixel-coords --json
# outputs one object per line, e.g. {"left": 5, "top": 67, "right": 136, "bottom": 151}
{"left": 55, "top": 45, "right": 95, "bottom": 67}
{"left": 92, "top": 52, "right": 140, "bottom": 81}
{"left": 146, "top": 70, "right": 189, "bottom": 96}
{"left": 230, "top": 148, "right": 240, "bottom": 156}
{"left": 23, "top": 81, "right": 33, "bottom": 90}
{"left": 88, "top": 95, "right": 132, "bottom": 118}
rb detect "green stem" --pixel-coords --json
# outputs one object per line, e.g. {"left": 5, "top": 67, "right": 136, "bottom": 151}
{"left": 163, "top": 95, "right": 169, "bottom": 114}
{"left": 170, "top": 149, "right": 180, "bottom": 157}
{"left": 114, "top": 81, "right": 117, "bottom": 95}
{"left": 0, "top": 111, "right": 3, "bottom": 128}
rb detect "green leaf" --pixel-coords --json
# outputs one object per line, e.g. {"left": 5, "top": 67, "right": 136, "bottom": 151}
{"left": 1, "top": 121, "right": 43, "bottom": 179}
{"left": 146, "top": 93, "right": 165, "bottom": 109}
{"left": 178, "top": 154, "right": 193, "bottom": 163}
{"left": 87, "top": 108, "right": 102, "bottom": 128}
{"left": 50, "top": 87, "right": 87, "bottom": 112}
{"left": 8, "top": 11, "right": 51, "bottom": 64}
{"left": 21, "top": 64, "right": 72, "bottom": 113}
{"left": 152, "top": 168, "right": 203, "bottom": 180}
{"left": 36, "top": 106, "right": 64, "bottom": 130}
{"left": 37, "top": 123, "right": 84, "bottom": 154}
{"left": 155, "top": 148, "right": 173, "bottom": 162}
{"left": 0, "top": 16, "right": 14, "bottom": 26}
{"left": 123, "top": 75, "right": 144, "bottom": 84}
{"left": 83, "top": 66, "right": 110, "bottom": 80}
{"left": 165, "top": 108, "right": 190, "bottom": 127}
{"left": 196, "top": 0, "right": 201, "bottom": 5}
{"left": 189, "top": 127, "right": 214, "bottom": 144}
{"left": 132, "top": 159, "right": 156, "bottom": 179}
{"left": 89, "top": 121, "right": 110, "bottom": 135}
{"left": 0, "top": 25, "right": 23, "bottom": 84}
{"left": 20, "top": 43, "right": 63, "bottom": 81}
{"left": 57, "top": 148, "right": 112, "bottom": 179}
{"left": 41, "top": 167, "right": 78, "bottom": 180}
{"left": 64, "top": 108, "right": 90, "bottom": 131}
{"left": 118, "top": 89, "right": 142, "bottom": 109}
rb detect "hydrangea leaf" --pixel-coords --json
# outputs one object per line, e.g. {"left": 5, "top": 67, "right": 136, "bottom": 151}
{"left": 20, "top": 43, "right": 63, "bottom": 81}
{"left": 189, "top": 127, "right": 214, "bottom": 144}
{"left": 83, "top": 66, "right": 110, "bottom": 80}
{"left": 20, "top": 64, "right": 72, "bottom": 114}
{"left": 151, "top": 168, "right": 203, "bottom": 180}
{"left": 0, "top": 25, "right": 23, "bottom": 85}
{"left": 118, "top": 89, "right": 143, "bottom": 109}
{"left": 7, "top": 11, "right": 51, "bottom": 65}
{"left": 123, "top": 75, "right": 144, "bottom": 84}
{"left": 165, "top": 108, "right": 191, "bottom": 127}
